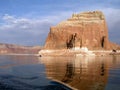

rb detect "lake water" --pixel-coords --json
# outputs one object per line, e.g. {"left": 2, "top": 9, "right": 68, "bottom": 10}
{"left": 0, "top": 55, "right": 120, "bottom": 90}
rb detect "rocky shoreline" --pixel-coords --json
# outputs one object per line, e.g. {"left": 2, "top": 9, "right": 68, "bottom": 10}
{"left": 38, "top": 48, "right": 120, "bottom": 57}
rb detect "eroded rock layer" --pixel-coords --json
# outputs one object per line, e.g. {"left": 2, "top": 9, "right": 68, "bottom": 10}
{"left": 44, "top": 11, "right": 114, "bottom": 50}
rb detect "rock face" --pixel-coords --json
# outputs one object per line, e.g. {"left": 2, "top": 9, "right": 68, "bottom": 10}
{"left": 44, "top": 11, "right": 112, "bottom": 50}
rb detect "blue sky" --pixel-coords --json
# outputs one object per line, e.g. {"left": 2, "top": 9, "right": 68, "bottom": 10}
{"left": 0, "top": 0, "right": 120, "bottom": 46}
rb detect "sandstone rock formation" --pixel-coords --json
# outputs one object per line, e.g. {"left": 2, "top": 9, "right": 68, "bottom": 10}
{"left": 44, "top": 11, "right": 115, "bottom": 50}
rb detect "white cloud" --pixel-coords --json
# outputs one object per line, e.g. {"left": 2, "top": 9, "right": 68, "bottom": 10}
{"left": 1, "top": 14, "right": 53, "bottom": 35}
{"left": 0, "top": 13, "right": 72, "bottom": 45}
{"left": 2, "top": 14, "right": 16, "bottom": 23}
{"left": 0, "top": 14, "right": 55, "bottom": 45}
{"left": 0, "top": 11, "right": 73, "bottom": 35}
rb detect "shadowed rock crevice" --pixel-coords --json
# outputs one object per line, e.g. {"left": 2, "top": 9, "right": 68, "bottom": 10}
{"left": 66, "top": 33, "right": 77, "bottom": 49}
{"left": 101, "top": 36, "right": 105, "bottom": 48}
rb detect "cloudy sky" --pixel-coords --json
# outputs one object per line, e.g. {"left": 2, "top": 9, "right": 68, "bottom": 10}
{"left": 0, "top": 0, "right": 120, "bottom": 46}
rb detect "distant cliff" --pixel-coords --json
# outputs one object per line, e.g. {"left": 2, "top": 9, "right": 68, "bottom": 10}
{"left": 0, "top": 43, "right": 41, "bottom": 54}
{"left": 44, "top": 11, "right": 119, "bottom": 50}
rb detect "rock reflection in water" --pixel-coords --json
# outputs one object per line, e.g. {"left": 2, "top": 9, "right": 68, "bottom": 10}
{"left": 62, "top": 62, "right": 75, "bottom": 83}
{"left": 40, "top": 56, "right": 117, "bottom": 90}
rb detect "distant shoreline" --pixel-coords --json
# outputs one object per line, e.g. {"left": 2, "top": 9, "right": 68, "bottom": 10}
{"left": 0, "top": 54, "right": 37, "bottom": 56}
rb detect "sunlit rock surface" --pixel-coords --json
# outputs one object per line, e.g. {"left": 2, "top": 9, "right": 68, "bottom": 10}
{"left": 44, "top": 11, "right": 119, "bottom": 50}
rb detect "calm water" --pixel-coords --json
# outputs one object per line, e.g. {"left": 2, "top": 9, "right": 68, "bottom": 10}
{"left": 0, "top": 55, "right": 120, "bottom": 90}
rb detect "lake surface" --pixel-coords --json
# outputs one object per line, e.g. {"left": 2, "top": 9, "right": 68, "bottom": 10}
{"left": 0, "top": 55, "right": 120, "bottom": 90}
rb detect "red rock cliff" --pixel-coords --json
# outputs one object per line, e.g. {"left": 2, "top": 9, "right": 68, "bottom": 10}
{"left": 44, "top": 11, "right": 113, "bottom": 50}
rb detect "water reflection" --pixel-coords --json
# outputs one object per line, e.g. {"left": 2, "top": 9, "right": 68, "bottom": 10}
{"left": 0, "top": 55, "right": 73, "bottom": 90}
{"left": 101, "top": 63, "right": 105, "bottom": 76}
{"left": 62, "top": 62, "right": 75, "bottom": 83}
{"left": 40, "top": 56, "right": 120, "bottom": 90}
{"left": 0, "top": 55, "right": 120, "bottom": 90}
